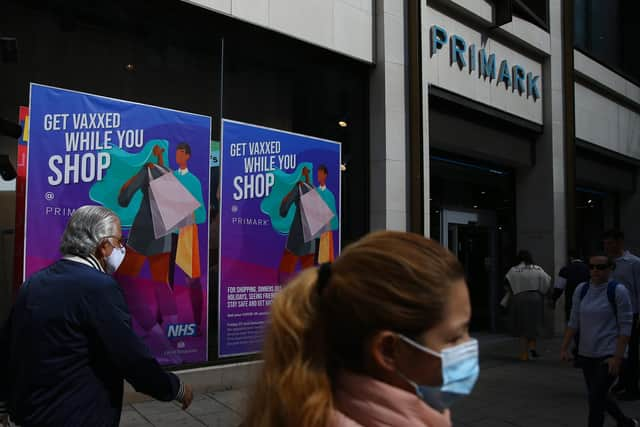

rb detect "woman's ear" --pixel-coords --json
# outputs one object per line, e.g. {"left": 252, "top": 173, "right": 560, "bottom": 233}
{"left": 369, "top": 331, "right": 400, "bottom": 374}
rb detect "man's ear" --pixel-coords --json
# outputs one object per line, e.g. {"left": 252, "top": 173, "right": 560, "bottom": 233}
{"left": 369, "top": 331, "right": 400, "bottom": 374}
{"left": 95, "top": 239, "right": 109, "bottom": 259}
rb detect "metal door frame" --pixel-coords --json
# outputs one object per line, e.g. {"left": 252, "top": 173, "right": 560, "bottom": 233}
{"left": 441, "top": 208, "right": 500, "bottom": 331}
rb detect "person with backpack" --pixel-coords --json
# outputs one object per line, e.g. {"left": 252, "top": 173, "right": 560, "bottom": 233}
{"left": 560, "top": 253, "right": 638, "bottom": 427}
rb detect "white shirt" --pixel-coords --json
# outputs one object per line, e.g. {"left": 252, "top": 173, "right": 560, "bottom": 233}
{"left": 177, "top": 168, "right": 189, "bottom": 176}
{"left": 63, "top": 254, "right": 105, "bottom": 273}
{"left": 506, "top": 263, "right": 551, "bottom": 295}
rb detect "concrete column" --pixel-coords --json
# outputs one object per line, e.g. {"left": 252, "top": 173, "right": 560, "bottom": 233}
{"left": 369, "top": 0, "right": 408, "bottom": 231}
{"left": 515, "top": 0, "right": 567, "bottom": 335}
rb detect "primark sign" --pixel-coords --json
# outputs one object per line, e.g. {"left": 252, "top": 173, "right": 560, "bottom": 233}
{"left": 430, "top": 25, "right": 541, "bottom": 101}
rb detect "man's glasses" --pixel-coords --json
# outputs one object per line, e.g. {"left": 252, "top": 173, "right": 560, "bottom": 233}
{"left": 105, "top": 236, "right": 127, "bottom": 248}
{"left": 589, "top": 263, "right": 610, "bottom": 271}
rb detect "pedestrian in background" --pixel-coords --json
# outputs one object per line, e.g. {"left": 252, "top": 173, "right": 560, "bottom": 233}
{"left": 504, "top": 250, "right": 551, "bottom": 361}
{"left": 604, "top": 229, "right": 640, "bottom": 401}
{"left": 243, "top": 231, "right": 478, "bottom": 427}
{"left": 560, "top": 253, "right": 638, "bottom": 427}
{"left": 553, "top": 251, "right": 591, "bottom": 361}
{"left": 553, "top": 250, "right": 591, "bottom": 322}
{"left": 0, "top": 206, "right": 193, "bottom": 427}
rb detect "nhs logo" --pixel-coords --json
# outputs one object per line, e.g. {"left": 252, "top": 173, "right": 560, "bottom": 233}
{"left": 167, "top": 323, "right": 198, "bottom": 339}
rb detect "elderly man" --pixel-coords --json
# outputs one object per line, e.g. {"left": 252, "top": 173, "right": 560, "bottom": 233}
{"left": 0, "top": 206, "right": 193, "bottom": 427}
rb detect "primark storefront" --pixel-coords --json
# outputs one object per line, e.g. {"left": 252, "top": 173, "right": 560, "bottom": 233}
{"left": 420, "top": 0, "right": 560, "bottom": 334}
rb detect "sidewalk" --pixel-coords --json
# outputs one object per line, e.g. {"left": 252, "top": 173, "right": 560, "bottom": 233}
{"left": 121, "top": 335, "right": 640, "bottom": 426}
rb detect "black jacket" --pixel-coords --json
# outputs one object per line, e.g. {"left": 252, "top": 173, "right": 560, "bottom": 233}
{"left": 0, "top": 259, "right": 180, "bottom": 426}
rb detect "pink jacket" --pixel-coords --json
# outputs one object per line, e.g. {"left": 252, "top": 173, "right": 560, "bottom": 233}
{"left": 329, "top": 372, "right": 452, "bottom": 427}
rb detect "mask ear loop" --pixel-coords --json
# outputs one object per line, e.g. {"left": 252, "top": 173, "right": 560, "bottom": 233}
{"left": 397, "top": 334, "right": 442, "bottom": 358}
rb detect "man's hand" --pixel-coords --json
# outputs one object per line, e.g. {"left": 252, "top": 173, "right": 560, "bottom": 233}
{"left": 607, "top": 357, "right": 623, "bottom": 376}
{"left": 560, "top": 349, "right": 573, "bottom": 362}
{"left": 181, "top": 384, "right": 194, "bottom": 410}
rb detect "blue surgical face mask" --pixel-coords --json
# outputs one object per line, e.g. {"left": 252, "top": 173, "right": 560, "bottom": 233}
{"left": 397, "top": 335, "right": 479, "bottom": 412}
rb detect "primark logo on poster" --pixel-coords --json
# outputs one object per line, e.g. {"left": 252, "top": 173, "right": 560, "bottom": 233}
{"left": 430, "top": 25, "right": 541, "bottom": 101}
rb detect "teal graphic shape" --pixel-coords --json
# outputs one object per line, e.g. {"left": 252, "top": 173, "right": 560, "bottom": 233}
{"left": 260, "top": 162, "right": 313, "bottom": 235}
{"left": 90, "top": 139, "right": 170, "bottom": 227}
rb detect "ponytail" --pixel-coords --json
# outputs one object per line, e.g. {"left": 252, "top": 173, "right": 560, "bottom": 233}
{"left": 244, "top": 231, "right": 464, "bottom": 427}
{"left": 244, "top": 267, "right": 333, "bottom": 427}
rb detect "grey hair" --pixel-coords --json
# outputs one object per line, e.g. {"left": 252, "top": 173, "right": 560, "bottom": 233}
{"left": 59, "top": 205, "right": 120, "bottom": 257}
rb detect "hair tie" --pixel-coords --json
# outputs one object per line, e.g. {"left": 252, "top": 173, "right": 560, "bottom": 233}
{"left": 317, "top": 263, "right": 332, "bottom": 295}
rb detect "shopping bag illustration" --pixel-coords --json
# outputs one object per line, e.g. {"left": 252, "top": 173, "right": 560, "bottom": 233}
{"left": 176, "top": 223, "right": 201, "bottom": 279}
{"left": 299, "top": 184, "right": 335, "bottom": 242}
{"left": 318, "top": 231, "right": 335, "bottom": 263}
{"left": 148, "top": 167, "right": 201, "bottom": 238}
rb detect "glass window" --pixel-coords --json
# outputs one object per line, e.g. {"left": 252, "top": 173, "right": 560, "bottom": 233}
{"left": 513, "top": 0, "right": 548, "bottom": 30}
{"left": 574, "top": 0, "right": 640, "bottom": 83}
{"left": 575, "top": 187, "right": 619, "bottom": 258}
{"left": 1, "top": 0, "right": 370, "bottom": 366}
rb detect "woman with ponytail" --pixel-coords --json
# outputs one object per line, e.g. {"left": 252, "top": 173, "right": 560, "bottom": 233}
{"left": 244, "top": 230, "right": 478, "bottom": 427}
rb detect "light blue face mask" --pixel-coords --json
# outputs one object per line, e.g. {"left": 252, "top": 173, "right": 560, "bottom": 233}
{"left": 397, "top": 335, "right": 480, "bottom": 412}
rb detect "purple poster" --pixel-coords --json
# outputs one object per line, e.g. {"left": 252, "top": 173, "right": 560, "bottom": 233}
{"left": 219, "top": 119, "right": 341, "bottom": 357}
{"left": 24, "top": 84, "right": 211, "bottom": 365}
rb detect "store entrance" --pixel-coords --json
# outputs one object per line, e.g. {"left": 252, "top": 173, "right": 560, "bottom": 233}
{"left": 442, "top": 209, "right": 498, "bottom": 331}
{"left": 430, "top": 154, "right": 516, "bottom": 333}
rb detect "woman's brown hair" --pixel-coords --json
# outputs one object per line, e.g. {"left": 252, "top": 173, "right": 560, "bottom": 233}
{"left": 243, "top": 231, "right": 464, "bottom": 427}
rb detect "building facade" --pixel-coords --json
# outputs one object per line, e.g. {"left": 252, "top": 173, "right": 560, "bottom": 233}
{"left": 0, "top": 0, "right": 639, "bottom": 395}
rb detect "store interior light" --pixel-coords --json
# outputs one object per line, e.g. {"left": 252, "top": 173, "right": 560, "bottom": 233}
{"left": 587, "top": 199, "right": 592, "bottom": 204}
{"left": 473, "top": 205, "right": 478, "bottom": 209}
{"left": 481, "top": 191, "right": 486, "bottom": 195}
{"left": 338, "top": 120, "right": 348, "bottom": 128}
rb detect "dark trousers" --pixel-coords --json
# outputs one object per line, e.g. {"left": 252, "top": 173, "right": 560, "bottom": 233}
{"left": 621, "top": 313, "right": 640, "bottom": 393}
{"left": 581, "top": 357, "right": 633, "bottom": 427}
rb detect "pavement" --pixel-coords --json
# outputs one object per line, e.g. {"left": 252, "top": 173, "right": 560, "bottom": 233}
{"left": 121, "top": 334, "right": 640, "bottom": 426}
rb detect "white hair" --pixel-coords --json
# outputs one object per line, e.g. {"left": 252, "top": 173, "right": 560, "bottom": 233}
{"left": 59, "top": 205, "right": 120, "bottom": 257}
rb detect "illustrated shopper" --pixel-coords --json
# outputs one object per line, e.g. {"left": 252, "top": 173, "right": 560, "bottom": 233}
{"left": 169, "top": 142, "right": 207, "bottom": 330}
{"left": 560, "top": 253, "right": 638, "bottom": 427}
{"left": 244, "top": 231, "right": 478, "bottom": 427}
{"left": 278, "top": 166, "right": 316, "bottom": 282}
{"left": 117, "top": 144, "right": 181, "bottom": 363}
{"left": 0, "top": 206, "right": 193, "bottom": 427}
{"left": 314, "top": 165, "right": 338, "bottom": 264}
{"left": 504, "top": 250, "right": 551, "bottom": 361}
{"left": 604, "top": 229, "right": 640, "bottom": 400}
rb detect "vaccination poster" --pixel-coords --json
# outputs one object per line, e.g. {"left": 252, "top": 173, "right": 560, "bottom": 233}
{"left": 219, "top": 119, "right": 341, "bottom": 357}
{"left": 24, "top": 84, "right": 211, "bottom": 365}
{"left": 13, "top": 106, "right": 29, "bottom": 299}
